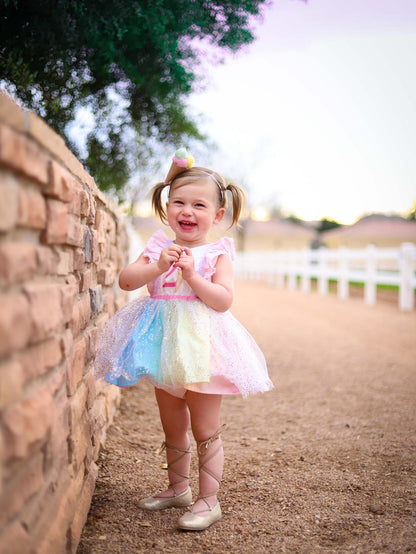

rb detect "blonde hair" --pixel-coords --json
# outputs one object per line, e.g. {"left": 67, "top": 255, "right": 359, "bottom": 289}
{"left": 151, "top": 166, "right": 245, "bottom": 227}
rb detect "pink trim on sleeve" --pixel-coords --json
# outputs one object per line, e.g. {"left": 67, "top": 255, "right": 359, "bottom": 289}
{"left": 202, "top": 237, "right": 235, "bottom": 279}
{"left": 143, "top": 230, "right": 171, "bottom": 263}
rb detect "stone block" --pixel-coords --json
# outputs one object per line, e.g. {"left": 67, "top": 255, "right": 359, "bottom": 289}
{"left": 35, "top": 245, "right": 57, "bottom": 275}
{"left": 46, "top": 366, "right": 66, "bottom": 398}
{"left": 68, "top": 413, "right": 91, "bottom": 474}
{"left": 0, "top": 520, "right": 30, "bottom": 554}
{"left": 89, "top": 396, "right": 107, "bottom": 455}
{"left": 42, "top": 198, "right": 68, "bottom": 244}
{"left": 2, "top": 387, "right": 54, "bottom": 462}
{"left": 0, "top": 124, "right": 48, "bottom": 184}
{"left": 95, "top": 208, "right": 106, "bottom": 243}
{"left": 44, "top": 390, "right": 69, "bottom": 477}
{"left": 110, "top": 243, "right": 119, "bottom": 264}
{"left": 23, "top": 282, "right": 63, "bottom": 342}
{"left": 73, "top": 247, "right": 86, "bottom": 270}
{"left": 0, "top": 293, "right": 32, "bottom": 357}
{"left": 0, "top": 242, "right": 37, "bottom": 285}
{"left": 86, "top": 326, "right": 99, "bottom": 362}
{"left": 0, "top": 170, "right": 19, "bottom": 232}
{"left": 90, "top": 229, "right": 100, "bottom": 263}
{"left": 0, "top": 451, "right": 44, "bottom": 528}
{"left": 79, "top": 268, "right": 92, "bottom": 292}
{"left": 66, "top": 214, "right": 85, "bottom": 247}
{"left": 17, "top": 185, "right": 46, "bottom": 230}
{"left": 0, "top": 359, "right": 24, "bottom": 410}
{"left": 84, "top": 226, "right": 92, "bottom": 263}
{"left": 67, "top": 335, "right": 87, "bottom": 395}
{"left": 60, "top": 280, "right": 77, "bottom": 324}
{"left": 67, "top": 182, "right": 83, "bottom": 215}
{"left": 45, "top": 160, "right": 73, "bottom": 202}
{"left": 56, "top": 248, "right": 74, "bottom": 275}
{"left": 70, "top": 293, "right": 91, "bottom": 338}
{"left": 107, "top": 218, "right": 116, "bottom": 245}
{"left": 98, "top": 265, "right": 117, "bottom": 286}
{"left": 80, "top": 188, "right": 91, "bottom": 218}
{"left": 98, "top": 241, "right": 107, "bottom": 263}
{"left": 105, "top": 384, "right": 121, "bottom": 423}
{"left": 89, "top": 285, "right": 103, "bottom": 317}
{"left": 0, "top": 429, "right": 3, "bottom": 493}
{"left": 29, "top": 468, "right": 83, "bottom": 554}
{"left": 18, "top": 336, "right": 62, "bottom": 382}
{"left": 103, "top": 289, "right": 115, "bottom": 316}
{"left": 84, "top": 369, "right": 97, "bottom": 410}
{"left": 29, "top": 497, "right": 70, "bottom": 554}
{"left": 61, "top": 328, "right": 74, "bottom": 359}
{"left": 67, "top": 462, "right": 98, "bottom": 553}
{"left": 69, "top": 382, "right": 88, "bottom": 432}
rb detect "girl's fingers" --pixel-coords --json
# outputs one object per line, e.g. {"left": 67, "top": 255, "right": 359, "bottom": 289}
{"left": 181, "top": 246, "right": 192, "bottom": 256}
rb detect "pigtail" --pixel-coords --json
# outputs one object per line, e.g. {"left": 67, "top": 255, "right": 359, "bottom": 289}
{"left": 225, "top": 183, "right": 246, "bottom": 227}
{"left": 151, "top": 182, "right": 169, "bottom": 224}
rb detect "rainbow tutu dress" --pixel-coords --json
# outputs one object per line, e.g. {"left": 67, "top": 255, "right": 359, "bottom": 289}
{"left": 94, "top": 231, "right": 273, "bottom": 398}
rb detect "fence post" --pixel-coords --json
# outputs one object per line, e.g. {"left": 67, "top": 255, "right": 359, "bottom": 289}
{"left": 301, "top": 249, "right": 311, "bottom": 293}
{"left": 399, "top": 243, "right": 415, "bottom": 311}
{"left": 364, "top": 244, "right": 377, "bottom": 305}
{"left": 287, "top": 250, "right": 297, "bottom": 290}
{"left": 338, "top": 247, "right": 349, "bottom": 300}
{"left": 274, "top": 251, "right": 284, "bottom": 288}
{"left": 318, "top": 248, "right": 328, "bottom": 296}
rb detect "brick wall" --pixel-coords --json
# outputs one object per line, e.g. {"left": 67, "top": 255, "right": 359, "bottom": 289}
{"left": 0, "top": 91, "right": 129, "bottom": 553}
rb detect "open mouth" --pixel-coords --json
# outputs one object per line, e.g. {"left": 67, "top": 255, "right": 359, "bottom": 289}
{"left": 179, "top": 221, "right": 197, "bottom": 229}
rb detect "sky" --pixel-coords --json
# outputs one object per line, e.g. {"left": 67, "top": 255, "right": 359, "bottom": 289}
{"left": 186, "top": 0, "right": 416, "bottom": 223}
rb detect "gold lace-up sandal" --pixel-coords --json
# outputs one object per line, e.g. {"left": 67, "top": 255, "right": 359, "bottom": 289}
{"left": 178, "top": 425, "right": 225, "bottom": 531}
{"left": 138, "top": 441, "right": 192, "bottom": 510}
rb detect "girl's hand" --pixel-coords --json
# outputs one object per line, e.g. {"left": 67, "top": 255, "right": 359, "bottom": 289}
{"left": 179, "top": 251, "right": 234, "bottom": 312}
{"left": 175, "top": 247, "right": 196, "bottom": 280}
{"left": 157, "top": 244, "right": 183, "bottom": 273}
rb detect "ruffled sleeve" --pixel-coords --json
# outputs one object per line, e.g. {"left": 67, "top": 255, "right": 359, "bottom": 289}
{"left": 143, "top": 230, "right": 171, "bottom": 263}
{"left": 202, "top": 237, "right": 235, "bottom": 279}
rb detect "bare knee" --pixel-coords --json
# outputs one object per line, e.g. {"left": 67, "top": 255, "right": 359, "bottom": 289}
{"left": 186, "top": 392, "right": 222, "bottom": 442}
{"left": 155, "top": 389, "right": 190, "bottom": 443}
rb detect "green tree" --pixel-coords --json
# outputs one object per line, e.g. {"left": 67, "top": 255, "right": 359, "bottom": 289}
{"left": 317, "top": 217, "right": 341, "bottom": 233}
{"left": 0, "top": 0, "right": 268, "bottom": 194}
{"left": 406, "top": 201, "right": 416, "bottom": 221}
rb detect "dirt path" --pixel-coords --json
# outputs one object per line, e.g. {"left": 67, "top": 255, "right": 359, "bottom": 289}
{"left": 78, "top": 282, "right": 416, "bottom": 553}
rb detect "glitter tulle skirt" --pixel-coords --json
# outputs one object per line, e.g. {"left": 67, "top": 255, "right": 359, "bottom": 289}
{"left": 94, "top": 296, "right": 273, "bottom": 398}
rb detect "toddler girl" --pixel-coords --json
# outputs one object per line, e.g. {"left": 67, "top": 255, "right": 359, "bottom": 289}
{"left": 95, "top": 150, "right": 273, "bottom": 531}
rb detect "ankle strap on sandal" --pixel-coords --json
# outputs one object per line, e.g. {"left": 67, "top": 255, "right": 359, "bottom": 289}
{"left": 197, "top": 424, "right": 226, "bottom": 456}
{"left": 157, "top": 441, "right": 191, "bottom": 490}
{"left": 157, "top": 441, "right": 191, "bottom": 456}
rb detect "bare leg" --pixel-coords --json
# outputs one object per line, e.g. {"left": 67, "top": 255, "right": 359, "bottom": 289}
{"left": 154, "top": 388, "right": 191, "bottom": 497}
{"left": 186, "top": 392, "right": 224, "bottom": 515}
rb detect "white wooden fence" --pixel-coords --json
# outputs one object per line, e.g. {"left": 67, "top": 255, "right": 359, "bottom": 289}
{"left": 235, "top": 243, "right": 416, "bottom": 311}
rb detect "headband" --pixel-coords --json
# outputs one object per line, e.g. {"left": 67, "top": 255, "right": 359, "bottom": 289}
{"left": 197, "top": 170, "right": 225, "bottom": 199}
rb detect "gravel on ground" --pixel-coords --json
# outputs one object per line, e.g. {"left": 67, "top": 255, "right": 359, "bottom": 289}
{"left": 78, "top": 281, "right": 416, "bottom": 553}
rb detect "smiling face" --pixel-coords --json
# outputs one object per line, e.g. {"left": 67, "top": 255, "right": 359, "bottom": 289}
{"left": 166, "top": 178, "right": 225, "bottom": 247}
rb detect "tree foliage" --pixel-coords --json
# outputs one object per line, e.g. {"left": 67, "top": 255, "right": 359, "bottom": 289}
{"left": 406, "top": 201, "right": 416, "bottom": 221}
{"left": 317, "top": 217, "right": 342, "bottom": 233}
{"left": 0, "top": 0, "right": 268, "bottom": 194}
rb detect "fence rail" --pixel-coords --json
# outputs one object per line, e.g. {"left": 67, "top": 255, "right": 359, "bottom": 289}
{"left": 235, "top": 243, "right": 416, "bottom": 311}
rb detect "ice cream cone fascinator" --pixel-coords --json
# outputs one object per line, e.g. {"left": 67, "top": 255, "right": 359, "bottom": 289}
{"left": 164, "top": 147, "right": 194, "bottom": 184}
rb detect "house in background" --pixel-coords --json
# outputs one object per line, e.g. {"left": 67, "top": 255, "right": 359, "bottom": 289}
{"left": 321, "top": 214, "right": 416, "bottom": 249}
{"left": 231, "top": 218, "right": 317, "bottom": 251}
